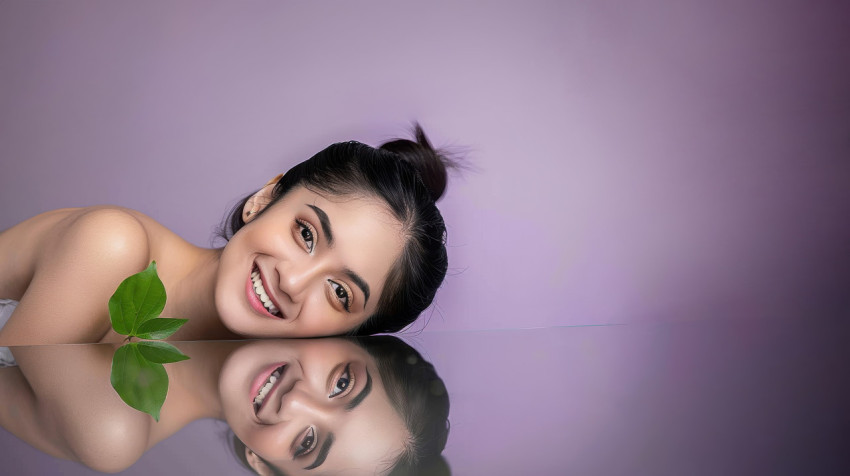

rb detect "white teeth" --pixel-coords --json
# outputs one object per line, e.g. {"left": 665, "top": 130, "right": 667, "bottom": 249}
{"left": 253, "top": 368, "right": 284, "bottom": 410}
{"left": 250, "top": 267, "right": 281, "bottom": 316}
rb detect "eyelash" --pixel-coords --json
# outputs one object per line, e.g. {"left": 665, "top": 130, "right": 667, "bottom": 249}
{"left": 295, "top": 218, "right": 353, "bottom": 312}
{"left": 294, "top": 427, "right": 316, "bottom": 458}
{"left": 328, "top": 280, "right": 352, "bottom": 312}
{"left": 330, "top": 364, "right": 355, "bottom": 398}
{"left": 295, "top": 218, "right": 316, "bottom": 253}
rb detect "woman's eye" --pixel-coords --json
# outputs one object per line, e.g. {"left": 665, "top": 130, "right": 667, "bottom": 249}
{"left": 328, "top": 280, "right": 350, "bottom": 311}
{"left": 296, "top": 219, "right": 315, "bottom": 252}
{"left": 294, "top": 427, "right": 316, "bottom": 457}
{"left": 330, "top": 364, "right": 354, "bottom": 398}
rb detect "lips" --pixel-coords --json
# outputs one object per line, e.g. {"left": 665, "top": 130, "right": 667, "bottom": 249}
{"left": 246, "top": 264, "right": 284, "bottom": 319}
{"left": 251, "top": 363, "right": 287, "bottom": 415}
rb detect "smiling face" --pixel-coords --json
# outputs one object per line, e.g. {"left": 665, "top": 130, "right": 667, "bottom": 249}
{"left": 215, "top": 185, "right": 405, "bottom": 338}
{"left": 219, "top": 339, "right": 409, "bottom": 476}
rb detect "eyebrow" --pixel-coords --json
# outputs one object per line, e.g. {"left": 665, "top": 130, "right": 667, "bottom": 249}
{"left": 344, "top": 268, "right": 370, "bottom": 305}
{"left": 345, "top": 368, "right": 372, "bottom": 411}
{"left": 306, "top": 204, "right": 334, "bottom": 246}
{"left": 304, "top": 433, "right": 334, "bottom": 470}
{"left": 307, "top": 204, "right": 371, "bottom": 305}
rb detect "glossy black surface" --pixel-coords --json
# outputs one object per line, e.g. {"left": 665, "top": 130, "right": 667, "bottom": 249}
{"left": 1, "top": 316, "right": 847, "bottom": 475}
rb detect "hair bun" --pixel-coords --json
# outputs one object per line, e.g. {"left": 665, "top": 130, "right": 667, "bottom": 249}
{"left": 379, "top": 123, "right": 454, "bottom": 202}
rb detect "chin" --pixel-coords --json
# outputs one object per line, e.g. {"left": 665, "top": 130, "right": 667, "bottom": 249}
{"left": 214, "top": 288, "right": 249, "bottom": 336}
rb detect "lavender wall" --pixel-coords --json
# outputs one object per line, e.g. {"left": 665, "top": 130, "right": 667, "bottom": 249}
{"left": 1, "top": 1, "right": 848, "bottom": 331}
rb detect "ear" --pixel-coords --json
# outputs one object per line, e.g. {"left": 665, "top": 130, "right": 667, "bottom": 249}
{"left": 242, "top": 173, "right": 285, "bottom": 222}
{"left": 245, "top": 448, "right": 275, "bottom": 476}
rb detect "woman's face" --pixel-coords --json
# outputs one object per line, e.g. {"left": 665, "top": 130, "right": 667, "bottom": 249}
{"left": 216, "top": 185, "right": 405, "bottom": 337}
{"left": 219, "top": 339, "right": 408, "bottom": 476}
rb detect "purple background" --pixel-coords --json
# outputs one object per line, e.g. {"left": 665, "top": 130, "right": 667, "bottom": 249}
{"left": 1, "top": 1, "right": 848, "bottom": 332}
{"left": 1, "top": 1, "right": 849, "bottom": 474}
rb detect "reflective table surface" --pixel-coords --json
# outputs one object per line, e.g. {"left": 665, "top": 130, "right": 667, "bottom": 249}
{"left": 1, "top": 316, "right": 847, "bottom": 475}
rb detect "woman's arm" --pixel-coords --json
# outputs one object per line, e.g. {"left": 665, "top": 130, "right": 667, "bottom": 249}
{"left": 0, "top": 207, "right": 152, "bottom": 345}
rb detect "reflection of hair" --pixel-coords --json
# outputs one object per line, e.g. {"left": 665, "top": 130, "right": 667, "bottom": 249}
{"left": 221, "top": 124, "right": 456, "bottom": 334}
{"left": 231, "top": 336, "right": 451, "bottom": 476}
{"left": 356, "top": 336, "right": 451, "bottom": 475}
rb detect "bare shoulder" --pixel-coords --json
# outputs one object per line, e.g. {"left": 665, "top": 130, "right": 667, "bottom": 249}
{"left": 45, "top": 207, "right": 152, "bottom": 263}
{"left": 72, "top": 416, "right": 150, "bottom": 473}
{"left": 0, "top": 206, "right": 158, "bottom": 345}
{"left": 0, "top": 207, "right": 152, "bottom": 297}
{"left": 63, "top": 368, "right": 152, "bottom": 473}
{"left": 2, "top": 344, "right": 151, "bottom": 473}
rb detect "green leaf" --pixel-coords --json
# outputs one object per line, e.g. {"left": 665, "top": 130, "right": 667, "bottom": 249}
{"left": 136, "top": 318, "right": 188, "bottom": 340}
{"left": 108, "top": 261, "right": 167, "bottom": 336}
{"left": 136, "top": 341, "right": 189, "bottom": 364}
{"left": 110, "top": 343, "right": 168, "bottom": 421}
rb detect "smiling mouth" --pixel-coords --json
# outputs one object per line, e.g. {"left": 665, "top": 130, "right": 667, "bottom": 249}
{"left": 250, "top": 265, "right": 283, "bottom": 318}
{"left": 254, "top": 364, "right": 286, "bottom": 414}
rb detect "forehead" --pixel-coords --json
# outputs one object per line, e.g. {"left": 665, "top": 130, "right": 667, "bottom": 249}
{"left": 305, "top": 187, "right": 402, "bottom": 240}
{"left": 297, "top": 186, "right": 401, "bottom": 228}
{"left": 320, "top": 388, "right": 408, "bottom": 474}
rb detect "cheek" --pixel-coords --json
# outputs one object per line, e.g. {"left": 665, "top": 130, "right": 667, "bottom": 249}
{"left": 293, "top": 301, "right": 362, "bottom": 337}
{"left": 213, "top": 268, "right": 258, "bottom": 336}
{"left": 233, "top": 426, "right": 283, "bottom": 461}
{"left": 219, "top": 238, "right": 249, "bottom": 285}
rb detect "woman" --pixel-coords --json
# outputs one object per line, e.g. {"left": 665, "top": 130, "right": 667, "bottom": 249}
{"left": 0, "top": 336, "right": 451, "bottom": 475}
{"left": 0, "top": 125, "right": 454, "bottom": 345}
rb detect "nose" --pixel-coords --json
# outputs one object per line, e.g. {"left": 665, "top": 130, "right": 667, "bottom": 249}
{"left": 275, "top": 254, "right": 328, "bottom": 302}
{"left": 278, "top": 385, "right": 334, "bottom": 423}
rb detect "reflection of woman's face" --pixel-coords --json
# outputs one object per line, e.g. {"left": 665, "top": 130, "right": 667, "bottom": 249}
{"left": 219, "top": 339, "right": 408, "bottom": 476}
{"left": 215, "top": 185, "right": 405, "bottom": 338}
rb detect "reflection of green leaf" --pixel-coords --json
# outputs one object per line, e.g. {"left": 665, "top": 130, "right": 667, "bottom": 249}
{"left": 136, "top": 318, "right": 189, "bottom": 340}
{"left": 137, "top": 341, "right": 189, "bottom": 364}
{"left": 108, "top": 262, "right": 167, "bottom": 336}
{"left": 107, "top": 262, "right": 190, "bottom": 420}
{"left": 110, "top": 343, "right": 169, "bottom": 421}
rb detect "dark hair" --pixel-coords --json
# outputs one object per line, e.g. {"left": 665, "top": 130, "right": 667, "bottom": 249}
{"left": 221, "top": 124, "right": 454, "bottom": 334}
{"left": 231, "top": 336, "right": 451, "bottom": 476}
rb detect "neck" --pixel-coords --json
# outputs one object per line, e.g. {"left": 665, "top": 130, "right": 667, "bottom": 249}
{"left": 166, "top": 248, "right": 240, "bottom": 341}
